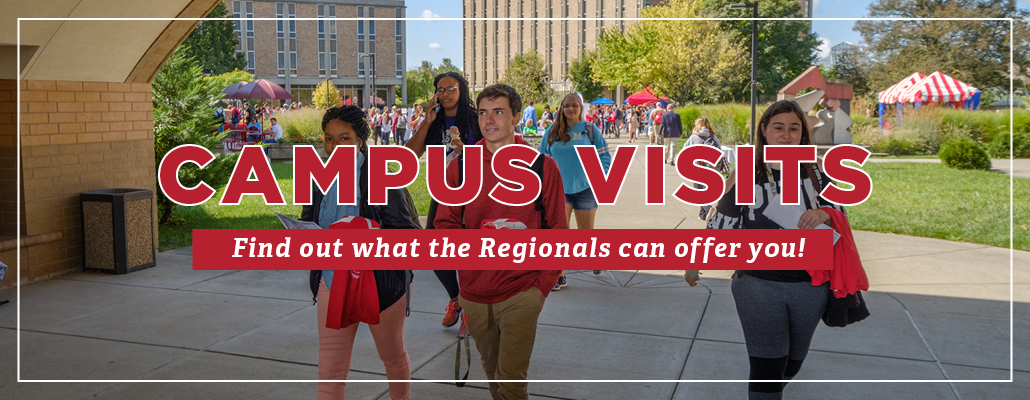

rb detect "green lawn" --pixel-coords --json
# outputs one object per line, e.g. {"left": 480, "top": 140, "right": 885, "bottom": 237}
{"left": 159, "top": 161, "right": 1029, "bottom": 252}
{"left": 846, "top": 162, "right": 1029, "bottom": 251}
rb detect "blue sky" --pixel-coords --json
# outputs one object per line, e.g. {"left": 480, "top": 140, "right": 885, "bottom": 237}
{"left": 404, "top": 0, "right": 1026, "bottom": 69}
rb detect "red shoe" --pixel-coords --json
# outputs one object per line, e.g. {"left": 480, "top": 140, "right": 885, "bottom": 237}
{"left": 442, "top": 301, "right": 462, "bottom": 328}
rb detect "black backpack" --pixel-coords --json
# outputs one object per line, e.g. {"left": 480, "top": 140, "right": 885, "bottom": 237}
{"left": 455, "top": 153, "right": 550, "bottom": 229}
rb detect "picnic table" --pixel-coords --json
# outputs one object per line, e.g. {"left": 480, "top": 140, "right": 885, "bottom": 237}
{"left": 222, "top": 128, "right": 270, "bottom": 153}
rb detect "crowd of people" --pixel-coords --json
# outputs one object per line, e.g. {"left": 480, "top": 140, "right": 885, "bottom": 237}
{"left": 292, "top": 69, "right": 864, "bottom": 400}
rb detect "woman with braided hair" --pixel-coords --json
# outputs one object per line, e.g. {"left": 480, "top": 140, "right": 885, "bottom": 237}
{"left": 403, "top": 72, "right": 483, "bottom": 329}
{"left": 300, "top": 105, "right": 421, "bottom": 400}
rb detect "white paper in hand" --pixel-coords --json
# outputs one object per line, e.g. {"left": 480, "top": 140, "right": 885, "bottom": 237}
{"left": 763, "top": 194, "right": 841, "bottom": 245}
{"left": 276, "top": 213, "right": 323, "bottom": 230}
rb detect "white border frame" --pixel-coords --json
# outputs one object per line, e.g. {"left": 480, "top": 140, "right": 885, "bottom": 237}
{"left": 14, "top": 14, "right": 1013, "bottom": 383}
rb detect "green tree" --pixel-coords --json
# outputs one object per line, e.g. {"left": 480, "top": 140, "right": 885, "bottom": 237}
{"left": 181, "top": 1, "right": 246, "bottom": 75}
{"left": 152, "top": 46, "right": 238, "bottom": 224}
{"left": 501, "top": 50, "right": 549, "bottom": 104}
{"left": 700, "top": 0, "right": 821, "bottom": 99}
{"left": 594, "top": 0, "right": 747, "bottom": 103}
{"left": 855, "top": 0, "right": 1029, "bottom": 93}
{"left": 205, "top": 69, "right": 254, "bottom": 93}
{"left": 313, "top": 78, "right": 341, "bottom": 108}
{"left": 568, "top": 50, "right": 605, "bottom": 101}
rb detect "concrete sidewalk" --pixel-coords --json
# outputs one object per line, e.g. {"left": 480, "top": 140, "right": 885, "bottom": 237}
{"left": 1, "top": 137, "right": 1027, "bottom": 399}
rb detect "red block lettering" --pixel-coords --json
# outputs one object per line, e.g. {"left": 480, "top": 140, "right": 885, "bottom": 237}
{"left": 157, "top": 144, "right": 217, "bottom": 206}
{"left": 489, "top": 145, "right": 541, "bottom": 206}
{"left": 735, "top": 145, "right": 756, "bottom": 205}
{"left": 821, "top": 145, "right": 873, "bottom": 206}
{"left": 220, "top": 145, "right": 287, "bottom": 205}
{"left": 367, "top": 145, "right": 420, "bottom": 205}
{"left": 427, "top": 145, "right": 483, "bottom": 206}
{"left": 645, "top": 145, "right": 665, "bottom": 205}
{"left": 292, "top": 145, "right": 357, "bottom": 205}
{"left": 578, "top": 145, "right": 635, "bottom": 205}
{"left": 763, "top": 145, "right": 817, "bottom": 205}
{"left": 674, "top": 145, "right": 726, "bottom": 206}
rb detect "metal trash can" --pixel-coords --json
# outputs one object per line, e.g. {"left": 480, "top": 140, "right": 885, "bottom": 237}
{"left": 81, "top": 188, "right": 156, "bottom": 274}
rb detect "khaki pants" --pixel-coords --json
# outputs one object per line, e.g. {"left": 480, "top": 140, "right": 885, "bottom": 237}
{"left": 459, "top": 287, "right": 543, "bottom": 400}
{"left": 664, "top": 137, "right": 679, "bottom": 163}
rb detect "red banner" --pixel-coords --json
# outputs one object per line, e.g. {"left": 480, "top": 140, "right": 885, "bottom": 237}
{"left": 191, "top": 229, "right": 833, "bottom": 271}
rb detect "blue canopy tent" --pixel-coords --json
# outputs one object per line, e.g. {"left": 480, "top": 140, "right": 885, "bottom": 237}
{"left": 590, "top": 97, "right": 615, "bottom": 105}
{"left": 963, "top": 91, "right": 982, "bottom": 110}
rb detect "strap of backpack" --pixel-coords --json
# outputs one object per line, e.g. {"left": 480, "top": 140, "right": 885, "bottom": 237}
{"left": 457, "top": 154, "right": 466, "bottom": 228}
{"left": 404, "top": 270, "right": 412, "bottom": 317}
{"left": 531, "top": 156, "right": 548, "bottom": 229}
{"left": 455, "top": 315, "right": 471, "bottom": 387}
{"left": 585, "top": 123, "right": 594, "bottom": 143}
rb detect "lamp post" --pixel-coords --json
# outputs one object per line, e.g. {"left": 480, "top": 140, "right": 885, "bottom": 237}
{"left": 730, "top": 2, "right": 758, "bottom": 144}
{"left": 358, "top": 53, "right": 377, "bottom": 108}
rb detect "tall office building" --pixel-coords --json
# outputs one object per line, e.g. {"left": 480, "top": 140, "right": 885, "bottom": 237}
{"left": 462, "top": 0, "right": 651, "bottom": 95}
{"left": 462, "top": 0, "right": 812, "bottom": 98}
{"left": 231, "top": 0, "right": 406, "bottom": 108}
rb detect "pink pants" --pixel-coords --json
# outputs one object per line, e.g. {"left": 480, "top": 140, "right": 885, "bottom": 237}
{"left": 317, "top": 278, "right": 411, "bottom": 400}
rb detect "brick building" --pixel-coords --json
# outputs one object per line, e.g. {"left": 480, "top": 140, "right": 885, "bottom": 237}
{"left": 1, "top": 0, "right": 225, "bottom": 287}
{"left": 462, "top": 0, "right": 814, "bottom": 101}
{"left": 231, "top": 0, "right": 407, "bottom": 108}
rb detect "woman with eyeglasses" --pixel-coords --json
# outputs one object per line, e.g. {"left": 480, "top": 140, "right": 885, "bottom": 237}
{"left": 403, "top": 72, "right": 483, "bottom": 330}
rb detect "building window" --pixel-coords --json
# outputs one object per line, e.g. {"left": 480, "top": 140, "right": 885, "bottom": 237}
{"left": 233, "top": 1, "right": 256, "bottom": 73}
{"left": 395, "top": 8, "right": 403, "bottom": 77}
{"left": 276, "top": 2, "right": 285, "bottom": 76}
{"left": 287, "top": 3, "right": 296, "bottom": 76}
{"left": 369, "top": 7, "right": 376, "bottom": 56}
{"left": 358, "top": 6, "right": 365, "bottom": 76}
{"left": 317, "top": 4, "right": 337, "bottom": 77}
{"left": 245, "top": 1, "right": 254, "bottom": 73}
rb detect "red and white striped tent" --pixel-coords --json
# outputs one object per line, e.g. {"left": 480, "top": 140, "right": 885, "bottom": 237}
{"left": 898, "top": 71, "right": 978, "bottom": 103}
{"left": 878, "top": 72, "right": 926, "bottom": 104}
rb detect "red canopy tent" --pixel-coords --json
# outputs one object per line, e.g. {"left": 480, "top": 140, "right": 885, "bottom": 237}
{"left": 898, "top": 71, "right": 978, "bottom": 104}
{"left": 877, "top": 72, "right": 926, "bottom": 104}
{"left": 626, "top": 87, "right": 670, "bottom": 105}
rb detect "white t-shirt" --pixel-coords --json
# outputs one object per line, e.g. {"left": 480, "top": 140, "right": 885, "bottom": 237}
{"left": 270, "top": 124, "right": 283, "bottom": 140}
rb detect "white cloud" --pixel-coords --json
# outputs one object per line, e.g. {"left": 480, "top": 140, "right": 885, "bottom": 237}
{"left": 428, "top": 43, "right": 443, "bottom": 51}
{"left": 420, "top": 9, "right": 440, "bottom": 18}
{"left": 813, "top": 0, "right": 821, "bottom": 13}
{"left": 817, "top": 38, "right": 831, "bottom": 59}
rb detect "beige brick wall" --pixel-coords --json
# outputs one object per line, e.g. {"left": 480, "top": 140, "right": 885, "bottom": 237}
{"left": 2, "top": 79, "right": 157, "bottom": 286}
{"left": 255, "top": 1, "right": 278, "bottom": 77}
{"left": 297, "top": 2, "right": 319, "bottom": 78}
{"left": 337, "top": 6, "right": 359, "bottom": 76}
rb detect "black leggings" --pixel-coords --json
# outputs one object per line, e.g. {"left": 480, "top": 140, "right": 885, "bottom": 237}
{"left": 732, "top": 273, "right": 829, "bottom": 400}
{"left": 426, "top": 200, "right": 460, "bottom": 300}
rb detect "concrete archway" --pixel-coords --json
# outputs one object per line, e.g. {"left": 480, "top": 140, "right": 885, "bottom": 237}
{"left": 0, "top": 0, "right": 223, "bottom": 286}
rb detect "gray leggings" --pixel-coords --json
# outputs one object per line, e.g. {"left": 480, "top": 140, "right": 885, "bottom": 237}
{"left": 731, "top": 273, "right": 830, "bottom": 400}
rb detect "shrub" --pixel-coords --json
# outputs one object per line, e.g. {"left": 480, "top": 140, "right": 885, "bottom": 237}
{"left": 939, "top": 137, "right": 991, "bottom": 170}
{"left": 273, "top": 108, "right": 325, "bottom": 141}
{"left": 872, "top": 135, "right": 924, "bottom": 156}
{"left": 986, "top": 131, "right": 1030, "bottom": 158}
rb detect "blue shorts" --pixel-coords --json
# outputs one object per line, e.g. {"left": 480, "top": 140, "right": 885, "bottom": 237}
{"left": 565, "top": 188, "right": 598, "bottom": 211}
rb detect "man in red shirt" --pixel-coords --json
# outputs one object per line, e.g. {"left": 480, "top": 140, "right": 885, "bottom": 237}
{"left": 434, "top": 84, "right": 566, "bottom": 400}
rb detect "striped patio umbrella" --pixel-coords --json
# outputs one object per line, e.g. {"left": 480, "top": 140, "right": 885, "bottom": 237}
{"left": 898, "top": 71, "right": 978, "bottom": 103}
{"left": 877, "top": 72, "right": 926, "bottom": 104}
